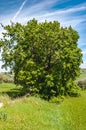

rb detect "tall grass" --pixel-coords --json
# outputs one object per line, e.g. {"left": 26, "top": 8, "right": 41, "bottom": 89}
{"left": 0, "top": 84, "right": 86, "bottom": 130}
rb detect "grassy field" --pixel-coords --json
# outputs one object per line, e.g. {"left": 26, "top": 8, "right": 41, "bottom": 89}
{"left": 0, "top": 83, "right": 86, "bottom": 130}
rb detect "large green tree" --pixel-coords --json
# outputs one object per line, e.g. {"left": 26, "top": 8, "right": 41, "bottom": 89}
{"left": 0, "top": 19, "right": 82, "bottom": 99}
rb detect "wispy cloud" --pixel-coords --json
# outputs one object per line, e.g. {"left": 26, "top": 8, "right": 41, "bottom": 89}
{"left": 39, "top": 4, "right": 86, "bottom": 17}
{"left": 0, "top": 1, "right": 86, "bottom": 37}
{"left": 12, "top": 0, "right": 28, "bottom": 21}
{"left": 14, "top": 1, "right": 86, "bottom": 27}
{"left": 82, "top": 50, "right": 86, "bottom": 55}
{"left": 0, "top": 1, "right": 86, "bottom": 38}
{"left": 80, "top": 61, "right": 86, "bottom": 68}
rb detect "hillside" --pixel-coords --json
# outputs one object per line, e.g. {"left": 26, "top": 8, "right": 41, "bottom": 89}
{"left": 77, "top": 68, "right": 86, "bottom": 80}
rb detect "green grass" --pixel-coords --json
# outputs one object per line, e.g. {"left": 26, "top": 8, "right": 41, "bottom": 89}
{"left": 0, "top": 83, "right": 86, "bottom": 130}
{"left": 0, "top": 83, "right": 26, "bottom": 98}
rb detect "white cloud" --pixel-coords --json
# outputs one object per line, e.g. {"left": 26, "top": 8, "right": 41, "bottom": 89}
{"left": 80, "top": 61, "right": 86, "bottom": 68}
{"left": 1, "top": 1, "right": 86, "bottom": 27}
{"left": 12, "top": 1, "right": 86, "bottom": 28}
{"left": 12, "top": 0, "right": 28, "bottom": 22}
{"left": 0, "top": 28, "right": 3, "bottom": 39}
{"left": 82, "top": 50, "right": 86, "bottom": 55}
{"left": 39, "top": 4, "right": 86, "bottom": 17}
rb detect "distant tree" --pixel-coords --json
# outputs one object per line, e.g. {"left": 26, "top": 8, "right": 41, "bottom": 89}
{"left": 0, "top": 19, "right": 82, "bottom": 99}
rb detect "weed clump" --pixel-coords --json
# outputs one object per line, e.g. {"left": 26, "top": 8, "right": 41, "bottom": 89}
{"left": 0, "top": 111, "right": 7, "bottom": 121}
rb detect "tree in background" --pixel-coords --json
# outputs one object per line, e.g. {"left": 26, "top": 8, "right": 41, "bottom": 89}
{"left": 0, "top": 19, "right": 82, "bottom": 99}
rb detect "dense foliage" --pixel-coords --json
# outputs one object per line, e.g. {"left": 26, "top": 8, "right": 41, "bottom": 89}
{"left": 0, "top": 19, "right": 82, "bottom": 99}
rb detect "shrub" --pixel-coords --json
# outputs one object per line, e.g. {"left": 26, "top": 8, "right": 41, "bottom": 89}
{"left": 0, "top": 111, "right": 7, "bottom": 121}
{"left": 66, "top": 80, "right": 81, "bottom": 97}
{"left": 49, "top": 96, "right": 65, "bottom": 104}
{"left": 0, "top": 73, "right": 14, "bottom": 83}
{"left": 77, "top": 79, "right": 86, "bottom": 90}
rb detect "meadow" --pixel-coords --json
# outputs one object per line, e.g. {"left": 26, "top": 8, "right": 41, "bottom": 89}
{"left": 0, "top": 83, "right": 86, "bottom": 130}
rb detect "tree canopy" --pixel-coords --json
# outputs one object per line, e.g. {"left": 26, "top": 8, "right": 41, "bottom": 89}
{"left": 0, "top": 19, "right": 82, "bottom": 99}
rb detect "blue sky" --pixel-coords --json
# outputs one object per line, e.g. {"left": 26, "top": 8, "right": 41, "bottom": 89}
{"left": 0, "top": 0, "right": 86, "bottom": 71}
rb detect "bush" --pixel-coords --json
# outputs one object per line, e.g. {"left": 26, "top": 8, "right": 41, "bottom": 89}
{"left": 77, "top": 79, "right": 86, "bottom": 90}
{"left": 0, "top": 73, "right": 14, "bottom": 83}
{"left": 49, "top": 96, "right": 65, "bottom": 104}
{"left": 66, "top": 80, "right": 81, "bottom": 97}
{"left": 0, "top": 111, "right": 7, "bottom": 121}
